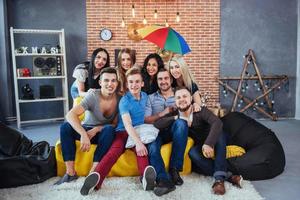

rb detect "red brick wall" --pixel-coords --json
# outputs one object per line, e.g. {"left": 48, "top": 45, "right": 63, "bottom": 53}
{"left": 86, "top": 0, "right": 220, "bottom": 105}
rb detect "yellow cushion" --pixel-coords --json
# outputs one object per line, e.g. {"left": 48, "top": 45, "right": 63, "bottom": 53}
{"left": 73, "top": 96, "right": 85, "bottom": 121}
{"left": 225, "top": 145, "right": 246, "bottom": 158}
{"left": 55, "top": 137, "right": 194, "bottom": 177}
{"left": 203, "top": 145, "right": 246, "bottom": 159}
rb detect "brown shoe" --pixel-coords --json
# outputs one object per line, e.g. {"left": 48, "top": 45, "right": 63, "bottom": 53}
{"left": 212, "top": 180, "right": 225, "bottom": 195}
{"left": 228, "top": 175, "right": 243, "bottom": 188}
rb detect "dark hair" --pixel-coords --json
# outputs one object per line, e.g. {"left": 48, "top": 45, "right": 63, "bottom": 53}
{"left": 99, "top": 67, "right": 117, "bottom": 80}
{"left": 174, "top": 86, "right": 191, "bottom": 95}
{"left": 141, "top": 53, "right": 164, "bottom": 94}
{"left": 157, "top": 68, "right": 169, "bottom": 76}
{"left": 88, "top": 48, "right": 110, "bottom": 88}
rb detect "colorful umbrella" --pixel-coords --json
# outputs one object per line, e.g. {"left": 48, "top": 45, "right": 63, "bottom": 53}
{"left": 137, "top": 25, "right": 191, "bottom": 55}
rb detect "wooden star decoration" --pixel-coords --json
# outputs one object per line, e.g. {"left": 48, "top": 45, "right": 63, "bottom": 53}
{"left": 217, "top": 49, "right": 288, "bottom": 121}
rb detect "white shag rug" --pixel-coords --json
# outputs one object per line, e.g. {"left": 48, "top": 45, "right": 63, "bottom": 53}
{"left": 0, "top": 173, "right": 263, "bottom": 200}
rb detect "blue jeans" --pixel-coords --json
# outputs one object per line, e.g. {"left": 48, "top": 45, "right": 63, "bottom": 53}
{"left": 60, "top": 122, "right": 115, "bottom": 162}
{"left": 188, "top": 132, "right": 229, "bottom": 181}
{"left": 148, "top": 119, "right": 188, "bottom": 180}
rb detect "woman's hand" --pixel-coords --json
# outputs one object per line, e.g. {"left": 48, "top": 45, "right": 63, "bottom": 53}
{"left": 193, "top": 103, "right": 201, "bottom": 112}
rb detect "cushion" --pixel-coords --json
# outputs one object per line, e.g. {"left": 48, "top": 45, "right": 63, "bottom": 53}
{"left": 55, "top": 137, "right": 194, "bottom": 177}
{"left": 203, "top": 145, "right": 246, "bottom": 159}
{"left": 126, "top": 124, "right": 159, "bottom": 148}
{"left": 221, "top": 112, "right": 285, "bottom": 180}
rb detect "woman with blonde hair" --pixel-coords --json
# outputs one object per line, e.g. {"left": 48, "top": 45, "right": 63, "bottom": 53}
{"left": 116, "top": 48, "right": 136, "bottom": 95}
{"left": 167, "top": 55, "right": 202, "bottom": 108}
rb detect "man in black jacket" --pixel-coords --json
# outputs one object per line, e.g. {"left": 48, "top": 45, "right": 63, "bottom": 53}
{"left": 155, "top": 86, "right": 243, "bottom": 195}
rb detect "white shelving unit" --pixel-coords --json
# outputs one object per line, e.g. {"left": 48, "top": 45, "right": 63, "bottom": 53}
{"left": 10, "top": 27, "right": 69, "bottom": 128}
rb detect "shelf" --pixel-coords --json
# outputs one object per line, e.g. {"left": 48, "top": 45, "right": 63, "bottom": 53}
{"left": 19, "top": 97, "right": 67, "bottom": 103}
{"left": 13, "top": 28, "right": 63, "bottom": 34}
{"left": 15, "top": 53, "right": 64, "bottom": 56}
{"left": 17, "top": 76, "right": 66, "bottom": 80}
{"left": 20, "top": 117, "right": 65, "bottom": 125}
{"left": 11, "top": 27, "right": 69, "bottom": 129}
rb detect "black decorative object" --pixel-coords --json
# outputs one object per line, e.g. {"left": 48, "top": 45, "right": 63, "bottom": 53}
{"left": 21, "top": 84, "right": 34, "bottom": 100}
{"left": 39, "top": 85, "right": 55, "bottom": 99}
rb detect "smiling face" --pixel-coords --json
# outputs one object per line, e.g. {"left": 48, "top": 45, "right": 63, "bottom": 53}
{"left": 99, "top": 73, "right": 118, "bottom": 96}
{"left": 169, "top": 60, "right": 182, "bottom": 79}
{"left": 127, "top": 74, "right": 144, "bottom": 97}
{"left": 146, "top": 58, "right": 159, "bottom": 77}
{"left": 175, "top": 88, "right": 193, "bottom": 112}
{"left": 94, "top": 51, "right": 108, "bottom": 70}
{"left": 121, "top": 53, "right": 132, "bottom": 71}
{"left": 157, "top": 71, "right": 172, "bottom": 92}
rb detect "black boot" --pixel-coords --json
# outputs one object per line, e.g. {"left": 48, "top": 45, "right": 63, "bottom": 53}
{"left": 169, "top": 167, "right": 184, "bottom": 185}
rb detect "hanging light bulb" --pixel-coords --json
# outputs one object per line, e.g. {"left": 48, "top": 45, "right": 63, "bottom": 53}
{"left": 165, "top": 19, "right": 169, "bottom": 27}
{"left": 121, "top": 17, "right": 125, "bottom": 27}
{"left": 176, "top": 12, "right": 180, "bottom": 22}
{"left": 154, "top": 9, "right": 158, "bottom": 19}
{"left": 143, "top": 15, "right": 147, "bottom": 25}
{"left": 132, "top": 4, "right": 135, "bottom": 17}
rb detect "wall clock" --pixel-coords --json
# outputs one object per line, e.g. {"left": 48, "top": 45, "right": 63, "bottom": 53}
{"left": 100, "top": 28, "right": 112, "bottom": 41}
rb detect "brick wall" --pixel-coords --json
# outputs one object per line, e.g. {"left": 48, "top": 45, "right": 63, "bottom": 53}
{"left": 86, "top": 0, "right": 220, "bottom": 105}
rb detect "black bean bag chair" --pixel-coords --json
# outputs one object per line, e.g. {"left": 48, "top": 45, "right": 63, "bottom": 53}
{"left": 0, "top": 122, "right": 56, "bottom": 188}
{"left": 221, "top": 112, "right": 285, "bottom": 180}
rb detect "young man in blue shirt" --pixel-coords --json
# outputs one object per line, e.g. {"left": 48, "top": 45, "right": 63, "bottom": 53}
{"left": 80, "top": 67, "right": 156, "bottom": 196}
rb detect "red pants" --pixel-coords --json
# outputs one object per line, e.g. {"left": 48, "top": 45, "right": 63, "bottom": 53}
{"left": 94, "top": 131, "right": 149, "bottom": 189}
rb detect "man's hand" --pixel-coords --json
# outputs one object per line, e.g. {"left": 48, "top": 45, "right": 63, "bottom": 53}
{"left": 80, "top": 134, "right": 91, "bottom": 152}
{"left": 135, "top": 142, "right": 148, "bottom": 157}
{"left": 86, "top": 126, "right": 102, "bottom": 140}
{"left": 159, "top": 106, "right": 176, "bottom": 118}
{"left": 202, "top": 144, "right": 214, "bottom": 158}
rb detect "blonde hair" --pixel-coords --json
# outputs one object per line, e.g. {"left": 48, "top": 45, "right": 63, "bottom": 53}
{"left": 167, "top": 55, "right": 196, "bottom": 92}
{"left": 125, "top": 67, "right": 142, "bottom": 79}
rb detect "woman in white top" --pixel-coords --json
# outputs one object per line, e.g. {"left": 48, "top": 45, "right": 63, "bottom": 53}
{"left": 70, "top": 48, "right": 110, "bottom": 99}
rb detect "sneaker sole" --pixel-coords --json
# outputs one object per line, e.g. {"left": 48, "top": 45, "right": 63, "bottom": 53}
{"left": 153, "top": 185, "right": 176, "bottom": 196}
{"left": 143, "top": 166, "right": 156, "bottom": 191}
{"left": 237, "top": 176, "right": 243, "bottom": 188}
{"left": 80, "top": 173, "right": 100, "bottom": 196}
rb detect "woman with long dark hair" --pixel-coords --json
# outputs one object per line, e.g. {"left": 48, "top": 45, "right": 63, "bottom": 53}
{"left": 141, "top": 53, "right": 165, "bottom": 94}
{"left": 70, "top": 48, "right": 110, "bottom": 99}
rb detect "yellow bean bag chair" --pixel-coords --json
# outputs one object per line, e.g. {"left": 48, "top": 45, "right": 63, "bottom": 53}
{"left": 55, "top": 137, "right": 194, "bottom": 177}
{"left": 73, "top": 96, "right": 85, "bottom": 121}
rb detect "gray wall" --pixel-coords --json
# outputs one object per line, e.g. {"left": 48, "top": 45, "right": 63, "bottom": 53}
{"left": 221, "top": 0, "right": 297, "bottom": 119}
{"left": 0, "top": 0, "right": 14, "bottom": 121}
{"left": 296, "top": 0, "right": 300, "bottom": 119}
{"left": 2, "top": 0, "right": 299, "bottom": 121}
{"left": 2, "top": 0, "right": 87, "bottom": 121}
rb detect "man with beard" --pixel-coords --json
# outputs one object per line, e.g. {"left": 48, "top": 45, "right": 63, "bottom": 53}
{"left": 145, "top": 68, "right": 189, "bottom": 196}
{"left": 155, "top": 86, "right": 243, "bottom": 195}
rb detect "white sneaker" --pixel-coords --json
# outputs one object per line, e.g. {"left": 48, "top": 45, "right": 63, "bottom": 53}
{"left": 142, "top": 165, "right": 156, "bottom": 191}
{"left": 80, "top": 172, "right": 100, "bottom": 196}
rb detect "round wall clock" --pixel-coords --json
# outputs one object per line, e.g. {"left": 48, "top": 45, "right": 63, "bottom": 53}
{"left": 100, "top": 28, "right": 112, "bottom": 41}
